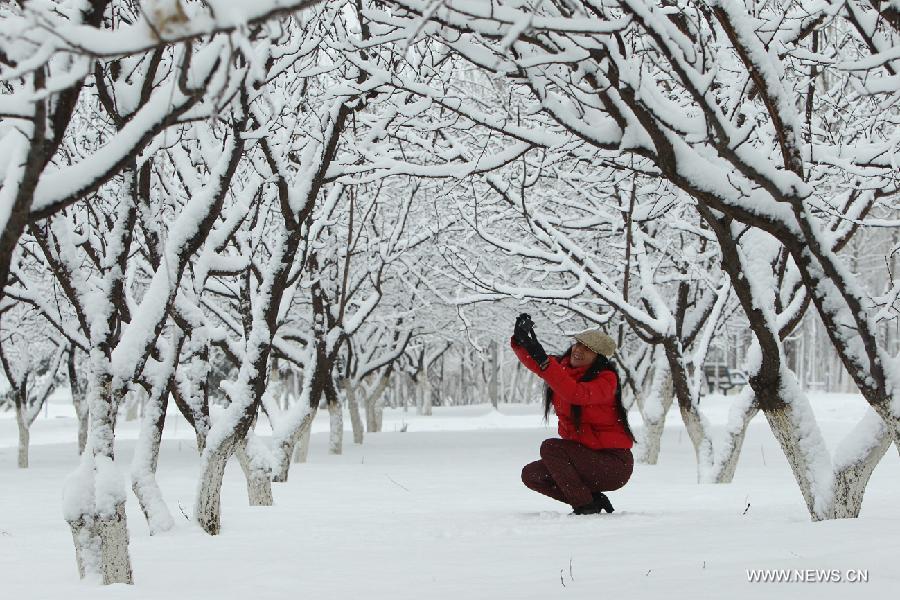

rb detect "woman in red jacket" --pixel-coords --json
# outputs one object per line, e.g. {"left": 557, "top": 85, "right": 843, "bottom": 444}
{"left": 512, "top": 314, "right": 635, "bottom": 515}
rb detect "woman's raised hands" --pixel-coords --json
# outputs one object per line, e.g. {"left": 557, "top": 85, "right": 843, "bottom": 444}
{"left": 513, "top": 313, "right": 534, "bottom": 345}
{"left": 513, "top": 313, "right": 548, "bottom": 368}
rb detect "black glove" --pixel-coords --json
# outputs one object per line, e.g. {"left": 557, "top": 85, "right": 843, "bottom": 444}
{"left": 513, "top": 313, "right": 534, "bottom": 346}
{"left": 520, "top": 321, "right": 549, "bottom": 368}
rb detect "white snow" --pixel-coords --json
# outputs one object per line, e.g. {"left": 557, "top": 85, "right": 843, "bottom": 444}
{"left": 2, "top": 392, "right": 898, "bottom": 599}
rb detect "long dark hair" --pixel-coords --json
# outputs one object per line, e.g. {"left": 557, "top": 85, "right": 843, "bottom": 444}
{"left": 543, "top": 348, "right": 636, "bottom": 442}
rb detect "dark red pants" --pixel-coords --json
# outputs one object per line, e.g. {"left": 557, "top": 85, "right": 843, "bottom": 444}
{"left": 521, "top": 438, "right": 634, "bottom": 508}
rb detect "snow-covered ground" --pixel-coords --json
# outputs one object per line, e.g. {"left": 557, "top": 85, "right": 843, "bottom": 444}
{"left": 1, "top": 393, "right": 898, "bottom": 599}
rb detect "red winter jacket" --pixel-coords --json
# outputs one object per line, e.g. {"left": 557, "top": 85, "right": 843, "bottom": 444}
{"left": 511, "top": 338, "right": 633, "bottom": 450}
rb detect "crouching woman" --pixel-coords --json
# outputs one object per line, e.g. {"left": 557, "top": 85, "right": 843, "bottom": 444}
{"left": 511, "top": 314, "right": 635, "bottom": 515}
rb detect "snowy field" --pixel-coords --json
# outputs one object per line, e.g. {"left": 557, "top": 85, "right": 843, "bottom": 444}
{"left": 1, "top": 393, "right": 898, "bottom": 600}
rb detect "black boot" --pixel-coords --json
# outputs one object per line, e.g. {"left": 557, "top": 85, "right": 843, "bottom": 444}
{"left": 572, "top": 501, "right": 604, "bottom": 515}
{"left": 571, "top": 493, "right": 615, "bottom": 515}
{"left": 593, "top": 492, "right": 615, "bottom": 513}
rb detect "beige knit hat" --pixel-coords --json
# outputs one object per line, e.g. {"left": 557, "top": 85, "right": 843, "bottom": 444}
{"left": 573, "top": 329, "right": 617, "bottom": 357}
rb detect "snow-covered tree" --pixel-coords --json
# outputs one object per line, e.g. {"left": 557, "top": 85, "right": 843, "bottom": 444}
{"left": 0, "top": 308, "right": 66, "bottom": 468}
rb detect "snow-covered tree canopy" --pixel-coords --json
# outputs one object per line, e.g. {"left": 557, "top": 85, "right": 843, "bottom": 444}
{"left": 1, "top": 0, "right": 899, "bottom": 586}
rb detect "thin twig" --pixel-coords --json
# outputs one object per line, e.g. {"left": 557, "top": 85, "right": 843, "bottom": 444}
{"left": 385, "top": 474, "right": 410, "bottom": 492}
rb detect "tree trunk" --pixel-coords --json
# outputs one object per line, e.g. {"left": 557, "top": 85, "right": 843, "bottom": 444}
{"left": 328, "top": 399, "right": 343, "bottom": 455}
{"left": 97, "top": 502, "right": 132, "bottom": 585}
{"left": 235, "top": 434, "right": 273, "bottom": 506}
{"left": 709, "top": 387, "right": 759, "bottom": 483}
{"left": 506, "top": 361, "right": 522, "bottom": 403}
{"left": 415, "top": 373, "right": 424, "bottom": 415}
{"left": 700, "top": 208, "right": 880, "bottom": 516}
{"left": 396, "top": 371, "right": 407, "bottom": 412}
{"left": 67, "top": 487, "right": 134, "bottom": 585}
{"left": 662, "top": 338, "right": 715, "bottom": 480}
{"left": 830, "top": 409, "right": 892, "bottom": 518}
{"left": 746, "top": 368, "right": 833, "bottom": 520}
{"left": 322, "top": 377, "right": 343, "bottom": 454}
{"left": 374, "top": 372, "right": 391, "bottom": 431}
{"left": 344, "top": 378, "right": 364, "bottom": 444}
{"left": 367, "top": 372, "right": 391, "bottom": 431}
{"left": 420, "top": 374, "right": 432, "bottom": 416}
{"left": 16, "top": 406, "right": 29, "bottom": 469}
{"left": 488, "top": 340, "right": 498, "bottom": 409}
{"left": 195, "top": 433, "right": 238, "bottom": 536}
{"left": 77, "top": 408, "right": 89, "bottom": 455}
{"left": 130, "top": 386, "right": 174, "bottom": 535}
{"left": 124, "top": 391, "right": 139, "bottom": 421}
{"left": 64, "top": 371, "right": 134, "bottom": 583}
{"left": 634, "top": 360, "right": 672, "bottom": 465}
{"left": 195, "top": 389, "right": 260, "bottom": 534}
{"left": 67, "top": 498, "right": 133, "bottom": 585}
{"left": 365, "top": 379, "right": 377, "bottom": 431}
{"left": 870, "top": 401, "right": 900, "bottom": 459}
{"left": 636, "top": 415, "right": 664, "bottom": 465}
{"left": 67, "top": 516, "right": 92, "bottom": 580}
{"left": 194, "top": 337, "right": 272, "bottom": 531}
{"left": 460, "top": 359, "right": 467, "bottom": 406}
{"left": 271, "top": 383, "right": 317, "bottom": 481}
{"left": 295, "top": 421, "right": 312, "bottom": 464}
{"left": 69, "top": 348, "right": 89, "bottom": 454}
